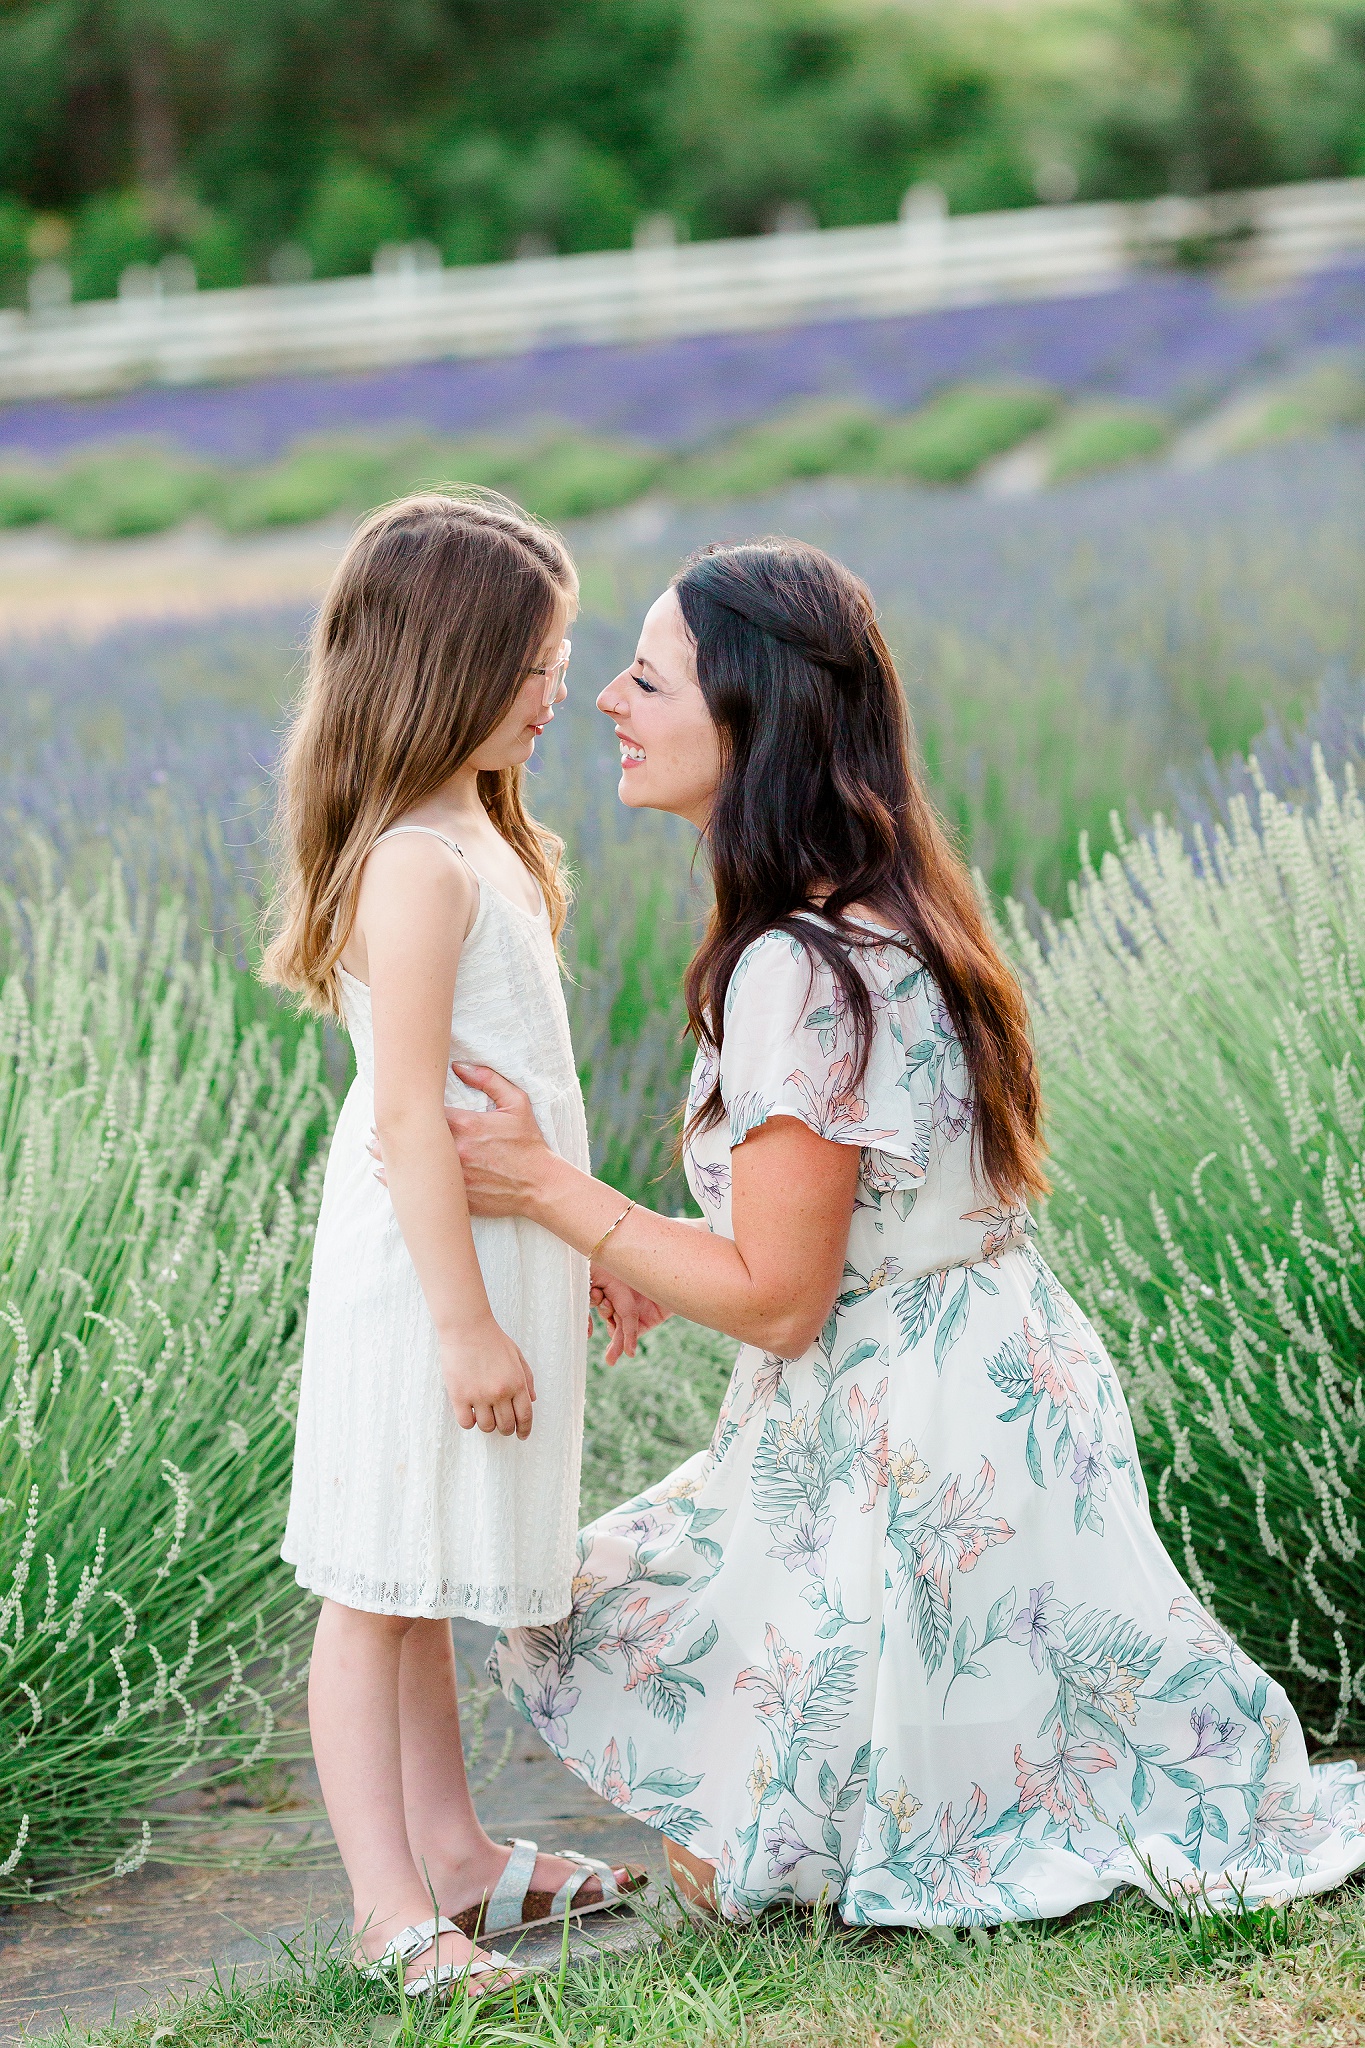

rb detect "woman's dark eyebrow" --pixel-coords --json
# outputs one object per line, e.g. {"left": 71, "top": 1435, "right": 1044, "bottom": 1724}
{"left": 634, "top": 655, "right": 664, "bottom": 677}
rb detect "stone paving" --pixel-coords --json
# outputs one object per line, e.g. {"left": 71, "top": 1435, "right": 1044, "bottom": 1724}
{"left": 0, "top": 1622, "right": 668, "bottom": 2043}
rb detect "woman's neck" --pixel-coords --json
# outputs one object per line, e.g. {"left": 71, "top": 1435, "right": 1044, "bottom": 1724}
{"left": 808, "top": 891, "right": 900, "bottom": 936}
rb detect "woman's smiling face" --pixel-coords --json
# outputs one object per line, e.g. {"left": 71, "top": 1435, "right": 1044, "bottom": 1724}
{"left": 596, "top": 587, "right": 723, "bottom": 828}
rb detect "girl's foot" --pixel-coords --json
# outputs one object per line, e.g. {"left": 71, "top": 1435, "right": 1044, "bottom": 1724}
{"left": 441, "top": 1837, "right": 648, "bottom": 1938}
{"left": 356, "top": 1913, "right": 523, "bottom": 2002}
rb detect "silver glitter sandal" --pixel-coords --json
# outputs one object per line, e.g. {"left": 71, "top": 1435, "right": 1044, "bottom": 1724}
{"left": 358, "top": 1913, "right": 525, "bottom": 2004}
{"left": 452, "top": 1836, "right": 649, "bottom": 1941}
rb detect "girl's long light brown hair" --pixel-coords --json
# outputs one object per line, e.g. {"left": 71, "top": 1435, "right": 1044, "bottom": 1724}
{"left": 263, "top": 490, "right": 575, "bottom": 1018}
{"left": 677, "top": 538, "right": 1048, "bottom": 1207}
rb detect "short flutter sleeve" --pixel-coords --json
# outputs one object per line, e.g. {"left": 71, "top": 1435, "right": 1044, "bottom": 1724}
{"left": 717, "top": 926, "right": 952, "bottom": 1191}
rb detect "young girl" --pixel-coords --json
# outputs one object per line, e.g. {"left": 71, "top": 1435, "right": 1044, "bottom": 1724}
{"left": 266, "top": 493, "right": 647, "bottom": 2002}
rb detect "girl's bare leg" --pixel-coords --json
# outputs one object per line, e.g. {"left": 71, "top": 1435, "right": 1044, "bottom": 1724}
{"left": 396, "top": 1616, "right": 637, "bottom": 1914}
{"left": 307, "top": 1599, "right": 493, "bottom": 1980}
{"left": 665, "top": 1834, "right": 719, "bottom": 1911}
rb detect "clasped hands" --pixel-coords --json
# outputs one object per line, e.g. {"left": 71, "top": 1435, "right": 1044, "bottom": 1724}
{"left": 368, "top": 1060, "right": 667, "bottom": 1368}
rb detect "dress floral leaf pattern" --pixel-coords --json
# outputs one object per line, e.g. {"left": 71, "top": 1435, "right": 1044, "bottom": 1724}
{"left": 492, "top": 922, "right": 1365, "bottom": 1923}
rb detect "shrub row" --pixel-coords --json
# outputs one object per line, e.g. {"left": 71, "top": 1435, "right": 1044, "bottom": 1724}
{"left": 0, "top": 857, "right": 334, "bottom": 1893}
{"left": 0, "top": 386, "right": 1174, "bottom": 542}
{"left": 6, "top": 731, "right": 1365, "bottom": 1893}
{"left": 1013, "top": 763, "right": 1365, "bottom": 1747}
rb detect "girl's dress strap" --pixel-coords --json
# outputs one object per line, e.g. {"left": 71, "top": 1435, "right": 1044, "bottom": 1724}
{"left": 374, "top": 825, "right": 469, "bottom": 863}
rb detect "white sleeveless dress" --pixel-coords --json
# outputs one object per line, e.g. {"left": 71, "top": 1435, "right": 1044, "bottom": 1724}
{"left": 282, "top": 826, "right": 591, "bottom": 1625}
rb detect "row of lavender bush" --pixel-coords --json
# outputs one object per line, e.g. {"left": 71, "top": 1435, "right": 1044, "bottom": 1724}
{"left": 4, "top": 432, "right": 1365, "bottom": 1888}
{"left": 0, "top": 385, "right": 1186, "bottom": 541}
{"left": 3, "top": 263, "right": 1365, "bottom": 466}
{"left": 6, "top": 432, "right": 1365, "bottom": 910}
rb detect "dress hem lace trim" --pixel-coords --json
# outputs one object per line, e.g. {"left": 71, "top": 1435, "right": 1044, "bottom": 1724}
{"left": 285, "top": 1555, "right": 572, "bottom": 1625}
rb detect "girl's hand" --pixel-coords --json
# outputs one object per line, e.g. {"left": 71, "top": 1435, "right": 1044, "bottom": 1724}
{"left": 441, "top": 1319, "right": 537, "bottom": 1437}
{"left": 590, "top": 1266, "right": 670, "bottom": 1365}
{"left": 444, "top": 1063, "right": 552, "bottom": 1216}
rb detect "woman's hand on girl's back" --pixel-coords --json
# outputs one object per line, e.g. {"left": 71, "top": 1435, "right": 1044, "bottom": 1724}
{"left": 440, "top": 1319, "right": 537, "bottom": 1438}
{"left": 444, "top": 1061, "right": 551, "bottom": 1214}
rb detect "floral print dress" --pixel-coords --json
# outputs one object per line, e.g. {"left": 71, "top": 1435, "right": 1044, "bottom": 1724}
{"left": 491, "top": 922, "right": 1365, "bottom": 1924}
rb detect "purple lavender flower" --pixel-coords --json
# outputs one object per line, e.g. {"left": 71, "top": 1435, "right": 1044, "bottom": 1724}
{"left": 763, "top": 1813, "right": 813, "bottom": 1879}
{"left": 1008, "top": 1582, "right": 1066, "bottom": 1671}
{"left": 766, "top": 1508, "right": 835, "bottom": 1578}
{"left": 4, "top": 256, "right": 1363, "bottom": 462}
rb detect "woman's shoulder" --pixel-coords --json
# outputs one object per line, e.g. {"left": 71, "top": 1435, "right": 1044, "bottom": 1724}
{"left": 723, "top": 917, "right": 926, "bottom": 1023}
{"left": 712, "top": 917, "right": 951, "bottom": 1166}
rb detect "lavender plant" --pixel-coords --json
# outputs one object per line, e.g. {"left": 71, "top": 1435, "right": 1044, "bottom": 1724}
{"left": 0, "top": 853, "right": 333, "bottom": 1894}
{"left": 3, "top": 261, "right": 1364, "bottom": 464}
{"left": 1009, "top": 754, "right": 1365, "bottom": 1746}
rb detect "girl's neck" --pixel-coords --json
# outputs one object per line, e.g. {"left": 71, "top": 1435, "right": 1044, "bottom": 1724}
{"left": 405, "top": 765, "right": 486, "bottom": 833}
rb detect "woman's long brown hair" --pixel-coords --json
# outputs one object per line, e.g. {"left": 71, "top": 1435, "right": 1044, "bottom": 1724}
{"left": 263, "top": 491, "right": 575, "bottom": 1018}
{"left": 677, "top": 538, "right": 1047, "bottom": 1206}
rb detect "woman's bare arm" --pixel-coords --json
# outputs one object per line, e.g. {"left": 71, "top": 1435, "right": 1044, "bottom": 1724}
{"left": 448, "top": 1064, "right": 860, "bottom": 1357}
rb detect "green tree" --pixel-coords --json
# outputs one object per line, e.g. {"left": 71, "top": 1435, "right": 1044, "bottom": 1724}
{"left": 0, "top": 196, "right": 34, "bottom": 307}
{"left": 68, "top": 187, "right": 159, "bottom": 298}
{"left": 300, "top": 163, "right": 413, "bottom": 277}
{"left": 0, "top": 0, "right": 1361, "bottom": 288}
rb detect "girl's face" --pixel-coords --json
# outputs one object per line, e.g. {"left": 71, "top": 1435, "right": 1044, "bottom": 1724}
{"left": 469, "top": 601, "right": 573, "bottom": 772}
{"left": 597, "top": 588, "right": 723, "bottom": 829}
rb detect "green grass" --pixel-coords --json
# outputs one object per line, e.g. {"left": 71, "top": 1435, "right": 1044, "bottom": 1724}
{"left": 872, "top": 382, "right": 1060, "bottom": 484}
{"left": 671, "top": 399, "right": 885, "bottom": 501}
{"left": 1225, "top": 360, "right": 1365, "bottom": 455}
{"left": 0, "top": 462, "right": 57, "bottom": 527}
{"left": 1045, "top": 405, "right": 1171, "bottom": 483}
{"left": 581, "top": 1315, "right": 736, "bottom": 1522}
{"left": 510, "top": 433, "right": 664, "bottom": 521}
{"left": 25, "top": 1879, "right": 1365, "bottom": 2045}
{"left": 51, "top": 445, "right": 216, "bottom": 539}
{"left": 214, "top": 438, "right": 403, "bottom": 531}
{"left": 212, "top": 430, "right": 664, "bottom": 534}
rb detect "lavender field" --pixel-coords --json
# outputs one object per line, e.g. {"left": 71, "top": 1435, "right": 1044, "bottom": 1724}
{"left": 8, "top": 426, "right": 1364, "bottom": 905}
{"left": 5, "top": 262, "right": 1365, "bottom": 463}
{"left": 3, "top": 403, "right": 1365, "bottom": 1903}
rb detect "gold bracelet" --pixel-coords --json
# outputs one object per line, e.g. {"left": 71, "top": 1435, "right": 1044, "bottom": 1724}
{"left": 588, "top": 1198, "right": 636, "bottom": 1262}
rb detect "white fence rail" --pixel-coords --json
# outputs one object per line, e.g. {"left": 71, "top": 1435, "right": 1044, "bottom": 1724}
{"left": 3, "top": 178, "right": 1365, "bottom": 404}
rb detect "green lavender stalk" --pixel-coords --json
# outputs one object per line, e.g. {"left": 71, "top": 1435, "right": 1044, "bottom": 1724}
{"left": 0, "top": 857, "right": 333, "bottom": 1894}
{"left": 1010, "top": 748, "right": 1365, "bottom": 1745}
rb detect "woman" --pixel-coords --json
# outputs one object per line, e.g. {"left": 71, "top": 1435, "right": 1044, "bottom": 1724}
{"left": 442, "top": 538, "right": 1365, "bottom": 1926}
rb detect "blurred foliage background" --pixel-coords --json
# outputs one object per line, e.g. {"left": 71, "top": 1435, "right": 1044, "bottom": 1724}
{"left": 4, "top": 1, "right": 1365, "bottom": 304}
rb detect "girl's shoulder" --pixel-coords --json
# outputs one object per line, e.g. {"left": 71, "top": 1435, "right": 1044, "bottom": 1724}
{"left": 366, "top": 822, "right": 472, "bottom": 869}
{"left": 360, "top": 824, "right": 478, "bottom": 903}
{"left": 348, "top": 824, "right": 479, "bottom": 974}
